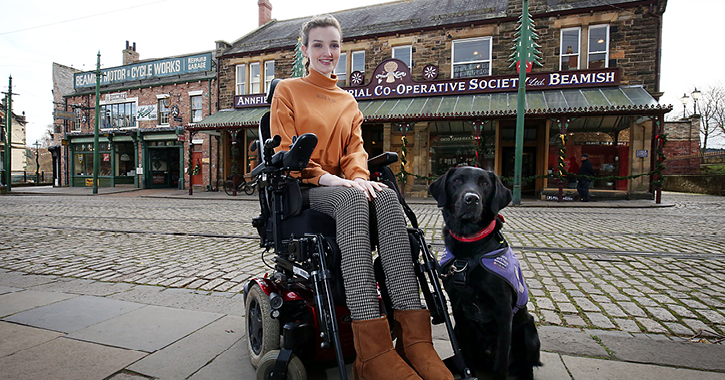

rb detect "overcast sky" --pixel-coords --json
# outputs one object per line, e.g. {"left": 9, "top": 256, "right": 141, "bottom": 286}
{"left": 2, "top": 0, "right": 723, "bottom": 148}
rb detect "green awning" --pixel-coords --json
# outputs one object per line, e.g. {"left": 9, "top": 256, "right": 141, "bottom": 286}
{"left": 359, "top": 86, "right": 670, "bottom": 122}
{"left": 191, "top": 107, "right": 268, "bottom": 129}
{"left": 190, "top": 86, "right": 671, "bottom": 130}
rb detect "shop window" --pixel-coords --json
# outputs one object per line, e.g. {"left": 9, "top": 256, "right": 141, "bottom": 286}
{"left": 116, "top": 142, "right": 135, "bottom": 176}
{"left": 73, "top": 143, "right": 111, "bottom": 176}
{"left": 101, "top": 102, "right": 136, "bottom": 129}
{"left": 429, "top": 121, "right": 495, "bottom": 176}
{"left": 335, "top": 52, "right": 347, "bottom": 85}
{"left": 392, "top": 45, "right": 412, "bottom": 68}
{"left": 588, "top": 25, "right": 609, "bottom": 69}
{"left": 158, "top": 98, "right": 169, "bottom": 125}
{"left": 351, "top": 50, "right": 365, "bottom": 75}
{"left": 560, "top": 27, "right": 581, "bottom": 71}
{"left": 191, "top": 95, "right": 203, "bottom": 123}
{"left": 547, "top": 124, "right": 630, "bottom": 190}
{"left": 236, "top": 64, "right": 246, "bottom": 95}
{"left": 250, "top": 62, "right": 261, "bottom": 94}
{"left": 264, "top": 61, "right": 275, "bottom": 92}
{"left": 452, "top": 37, "right": 492, "bottom": 78}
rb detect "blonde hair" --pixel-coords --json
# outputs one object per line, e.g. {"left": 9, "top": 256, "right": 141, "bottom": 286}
{"left": 300, "top": 14, "right": 342, "bottom": 75}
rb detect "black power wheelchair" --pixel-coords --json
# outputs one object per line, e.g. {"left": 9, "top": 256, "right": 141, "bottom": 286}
{"left": 243, "top": 79, "right": 475, "bottom": 380}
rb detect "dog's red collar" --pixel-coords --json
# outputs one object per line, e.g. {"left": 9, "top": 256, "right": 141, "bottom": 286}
{"left": 449, "top": 216, "right": 504, "bottom": 243}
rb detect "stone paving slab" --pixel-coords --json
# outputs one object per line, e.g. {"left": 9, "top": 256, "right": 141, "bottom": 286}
{"left": 4, "top": 295, "right": 145, "bottom": 333}
{"left": 127, "top": 315, "right": 245, "bottom": 379}
{"left": 187, "top": 339, "right": 257, "bottom": 380}
{"left": 67, "top": 305, "right": 223, "bottom": 352}
{"left": 562, "top": 355, "right": 725, "bottom": 380}
{"left": 0, "top": 290, "right": 76, "bottom": 318}
{"left": 537, "top": 326, "right": 610, "bottom": 358}
{"left": 0, "top": 321, "right": 63, "bottom": 357}
{"left": 597, "top": 333, "right": 725, "bottom": 372}
{"left": 0, "top": 335, "right": 145, "bottom": 380}
{"left": 0, "top": 285, "right": 22, "bottom": 295}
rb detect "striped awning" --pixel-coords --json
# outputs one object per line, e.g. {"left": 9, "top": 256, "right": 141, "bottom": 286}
{"left": 190, "top": 86, "right": 671, "bottom": 130}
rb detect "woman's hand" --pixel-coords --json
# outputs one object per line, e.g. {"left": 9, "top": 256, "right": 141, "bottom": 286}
{"left": 319, "top": 174, "right": 387, "bottom": 201}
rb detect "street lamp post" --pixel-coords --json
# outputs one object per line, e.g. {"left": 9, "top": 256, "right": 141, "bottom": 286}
{"left": 33, "top": 140, "right": 40, "bottom": 184}
{"left": 680, "top": 93, "right": 689, "bottom": 119}
{"left": 692, "top": 88, "right": 701, "bottom": 115}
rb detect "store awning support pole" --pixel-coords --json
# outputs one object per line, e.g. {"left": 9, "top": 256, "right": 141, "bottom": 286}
{"left": 513, "top": 0, "right": 529, "bottom": 205}
{"left": 92, "top": 51, "right": 101, "bottom": 194}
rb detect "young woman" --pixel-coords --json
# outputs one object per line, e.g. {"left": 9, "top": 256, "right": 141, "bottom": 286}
{"left": 270, "top": 14, "right": 453, "bottom": 380}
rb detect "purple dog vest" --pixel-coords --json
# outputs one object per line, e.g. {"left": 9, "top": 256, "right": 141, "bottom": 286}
{"left": 441, "top": 246, "right": 529, "bottom": 313}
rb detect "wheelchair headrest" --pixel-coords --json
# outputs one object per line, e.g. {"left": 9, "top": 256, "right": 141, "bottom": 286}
{"left": 266, "top": 78, "right": 282, "bottom": 104}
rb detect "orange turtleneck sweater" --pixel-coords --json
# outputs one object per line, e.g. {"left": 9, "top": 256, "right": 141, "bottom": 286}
{"left": 270, "top": 69, "right": 369, "bottom": 186}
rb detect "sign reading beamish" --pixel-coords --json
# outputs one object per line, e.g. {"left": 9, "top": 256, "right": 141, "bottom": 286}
{"left": 74, "top": 53, "right": 212, "bottom": 89}
{"left": 232, "top": 58, "right": 620, "bottom": 108}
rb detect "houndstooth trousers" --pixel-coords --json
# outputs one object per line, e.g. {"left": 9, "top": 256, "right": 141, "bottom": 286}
{"left": 309, "top": 186, "right": 422, "bottom": 321}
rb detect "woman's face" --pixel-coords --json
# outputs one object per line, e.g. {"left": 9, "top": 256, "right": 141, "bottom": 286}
{"left": 302, "top": 26, "right": 341, "bottom": 77}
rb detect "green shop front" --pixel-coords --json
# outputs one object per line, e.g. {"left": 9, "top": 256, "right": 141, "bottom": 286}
{"left": 68, "top": 129, "right": 184, "bottom": 189}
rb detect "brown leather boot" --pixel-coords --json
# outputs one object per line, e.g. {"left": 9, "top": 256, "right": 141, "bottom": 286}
{"left": 352, "top": 315, "right": 422, "bottom": 380}
{"left": 394, "top": 309, "right": 454, "bottom": 380}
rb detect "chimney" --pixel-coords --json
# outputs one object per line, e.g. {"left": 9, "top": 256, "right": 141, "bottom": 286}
{"left": 258, "top": 0, "right": 272, "bottom": 26}
{"left": 123, "top": 41, "right": 140, "bottom": 65}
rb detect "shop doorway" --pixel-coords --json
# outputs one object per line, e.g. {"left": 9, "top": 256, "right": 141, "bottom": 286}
{"left": 149, "top": 147, "right": 180, "bottom": 188}
{"left": 502, "top": 147, "right": 537, "bottom": 193}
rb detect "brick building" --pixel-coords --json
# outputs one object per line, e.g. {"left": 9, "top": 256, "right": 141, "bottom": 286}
{"left": 193, "top": 0, "right": 672, "bottom": 199}
{"left": 662, "top": 116, "right": 701, "bottom": 175}
{"left": 1, "top": 100, "right": 28, "bottom": 187}
{"left": 53, "top": 43, "right": 218, "bottom": 190}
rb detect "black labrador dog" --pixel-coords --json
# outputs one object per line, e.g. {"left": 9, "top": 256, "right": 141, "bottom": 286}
{"left": 430, "top": 166, "right": 541, "bottom": 380}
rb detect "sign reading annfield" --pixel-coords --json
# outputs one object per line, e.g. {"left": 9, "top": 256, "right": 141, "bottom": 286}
{"left": 233, "top": 59, "right": 620, "bottom": 108}
{"left": 74, "top": 53, "right": 212, "bottom": 89}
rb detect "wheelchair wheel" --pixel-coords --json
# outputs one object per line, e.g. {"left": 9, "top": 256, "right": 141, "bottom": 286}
{"left": 224, "top": 180, "right": 236, "bottom": 196}
{"left": 246, "top": 284, "right": 280, "bottom": 368}
{"left": 256, "top": 350, "right": 306, "bottom": 380}
{"left": 244, "top": 183, "right": 255, "bottom": 195}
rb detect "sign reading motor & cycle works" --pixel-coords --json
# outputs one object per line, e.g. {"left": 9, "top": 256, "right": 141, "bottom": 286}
{"left": 233, "top": 58, "right": 620, "bottom": 108}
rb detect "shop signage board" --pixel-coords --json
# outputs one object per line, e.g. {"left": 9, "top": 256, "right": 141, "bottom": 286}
{"left": 54, "top": 109, "right": 74, "bottom": 121}
{"left": 233, "top": 58, "right": 621, "bottom": 108}
{"left": 74, "top": 53, "right": 213, "bottom": 89}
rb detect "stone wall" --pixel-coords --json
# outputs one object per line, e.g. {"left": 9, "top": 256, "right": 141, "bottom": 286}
{"left": 664, "top": 174, "right": 725, "bottom": 196}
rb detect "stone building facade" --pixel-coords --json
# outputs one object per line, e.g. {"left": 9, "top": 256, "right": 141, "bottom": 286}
{"left": 196, "top": 0, "right": 670, "bottom": 199}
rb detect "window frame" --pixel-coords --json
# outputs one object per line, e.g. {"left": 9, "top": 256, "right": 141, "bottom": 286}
{"left": 451, "top": 36, "right": 493, "bottom": 78}
{"left": 190, "top": 94, "right": 203, "bottom": 123}
{"left": 157, "top": 96, "right": 170, "bottom": 125}
{"left": 351, "top": 50, "right": 365, "bottom": 74}
{"left": 587, "top": 24, "right": 610, "bottom": 69}
{"left": 73, "top": 108, "right": 82, "bottom": 131}
{"left": 560, "top": 27, "right": 581, "bottom": 71}
{"left": 264, "top": 60, "right": 275, "bottom": 92}
{"left": 392, "top": 45, "right": 412, "bottom": 68}
{"left": 250, "top": 62, "right": 261, "bottom": 94}
{"left": 235, "top": 64, "right": 246, "bottom": 95}
{"left": 335, "top": 52, "right": 347, "bottom": 85}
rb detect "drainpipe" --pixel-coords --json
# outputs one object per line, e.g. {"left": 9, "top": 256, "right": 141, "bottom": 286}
{"left": 648, "top": 3, "right": 663, "bottom": 95}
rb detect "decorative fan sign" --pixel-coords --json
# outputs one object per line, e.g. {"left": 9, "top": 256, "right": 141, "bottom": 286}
{"left": 350, "top": 71, "right": 365, "bottom": 86}
{"left": 423, "top": 65, "right": 438, "bottom": 80}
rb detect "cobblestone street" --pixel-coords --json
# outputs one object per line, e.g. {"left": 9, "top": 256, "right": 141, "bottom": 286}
{"left": 1, "top": 191, "right": 724, "bottom": 341}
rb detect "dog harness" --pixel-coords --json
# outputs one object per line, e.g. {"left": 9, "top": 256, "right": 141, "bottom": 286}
{"left": 440, "top": 246, "right": 529, "bottom": 314}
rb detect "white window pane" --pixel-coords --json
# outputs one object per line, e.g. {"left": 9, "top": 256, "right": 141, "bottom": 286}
{"left": 352, "top": 51, "right": 365, "bottom": 72}
{"left": 250, "top": 63, "right": 260, "bottom": 94}
{"left": 264, "top": 61, "right": 275, "bottom": 91}
{"left": 453, "top": 39, "right": 490, "bottom": 63}
{"left": 236, "top": 64, "right": 246, "bottom": 95}
{"left": 335, "top": 53, "right": 347, "bottom": 84}
{"left": 392, "top": 46, "right": 411, "bottom": 67}
{"left": 562, "top": 29, "right": 580, "bottom": 54}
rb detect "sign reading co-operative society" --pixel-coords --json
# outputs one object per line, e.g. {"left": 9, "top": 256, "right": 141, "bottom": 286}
{"left": 74, "top": 53, "right": 212, "bottom": 89}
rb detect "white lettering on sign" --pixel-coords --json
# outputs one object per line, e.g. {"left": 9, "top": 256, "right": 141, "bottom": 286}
{"left": 549, "top": 72, "right": 615, "bottom": 86}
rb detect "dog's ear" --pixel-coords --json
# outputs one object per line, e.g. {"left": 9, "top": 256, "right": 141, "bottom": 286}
{"left": 488, "top": 171, "right": 512, "bottom": 215}
{"left": 429, "top": 167, "right": 455, "bottom": 208}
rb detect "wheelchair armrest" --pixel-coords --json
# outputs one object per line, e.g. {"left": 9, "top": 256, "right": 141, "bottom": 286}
{"left": 271, "top": 133, "right": 318, "bottom": 171}
{"left": 368, "top": 152, "right": 398, "bottom": 171}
